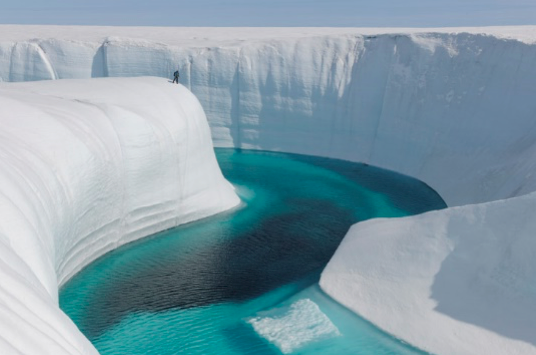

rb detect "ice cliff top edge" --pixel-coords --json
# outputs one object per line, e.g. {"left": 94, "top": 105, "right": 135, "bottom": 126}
{"left": 1, "top": 25, "right": 536, "bottom": 44}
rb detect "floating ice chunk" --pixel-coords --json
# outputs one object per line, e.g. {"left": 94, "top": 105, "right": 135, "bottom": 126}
{"left": 247, "top": 299, "right": 341, "bottom": 354}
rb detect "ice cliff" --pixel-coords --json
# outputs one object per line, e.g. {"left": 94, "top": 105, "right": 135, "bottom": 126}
{"left": 2, "top": 26, "right": 536, "bottom": 355}
{"left": 0, "top": 76, "right": 239, "bottom": 354}
{"left": 2, "top": 26, "right": 536, "bottom": 206}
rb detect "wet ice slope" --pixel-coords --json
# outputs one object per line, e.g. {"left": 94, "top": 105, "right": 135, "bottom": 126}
{"left": 2, "top": 26, "right": 536, "bottom": 355}
{"left": 0, "top": 77, "right": 239, "bottom": 354}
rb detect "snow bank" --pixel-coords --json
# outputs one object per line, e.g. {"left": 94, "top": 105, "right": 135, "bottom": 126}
{"left": 321, "top": 192, "right": 536, "bottom": 355}
{"left": 2, "top": 26, "right": 536, "bottom": 206}
{"left": 0, "top": 76, "right": 239, "bottom": 354}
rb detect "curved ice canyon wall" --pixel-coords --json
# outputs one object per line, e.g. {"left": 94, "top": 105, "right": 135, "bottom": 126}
{"left": 2, "top": 26, "right": 536, "bottom": 355}
{"left": 2, "top": 26, "right": 536, "bottom": 206}
{"left": 0, "top": 76, "right": 239, "bottom": 354}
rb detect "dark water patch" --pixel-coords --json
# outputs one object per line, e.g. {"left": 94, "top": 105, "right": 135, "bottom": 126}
{"left": 74, "top": 199, "right": 355, "bottom": 338}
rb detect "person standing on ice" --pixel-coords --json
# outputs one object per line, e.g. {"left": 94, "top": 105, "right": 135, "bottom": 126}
{"left": 173, "top": 69, "right": 180, "bottom": 84}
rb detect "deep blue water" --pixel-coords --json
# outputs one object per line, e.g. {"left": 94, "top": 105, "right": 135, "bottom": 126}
{"left": 60, "top": 149, "right": 446, "bottom": 355}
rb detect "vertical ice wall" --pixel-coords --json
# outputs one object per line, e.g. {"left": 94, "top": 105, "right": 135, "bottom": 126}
{"left": 1, "top": 31, "right": 536, "bottom": 205}
{"left": 0, "top": 77, "right": 239, "bottom": 354}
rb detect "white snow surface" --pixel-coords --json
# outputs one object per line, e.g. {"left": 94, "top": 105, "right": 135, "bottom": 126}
{"left": 2, "top": 26, "right": 536, "bottom": 355}
{"left": 0, "top": 76, "right": 240, "bottom": 354}
{"left": 320, "top": 192, "right": 536, "bottom": 355}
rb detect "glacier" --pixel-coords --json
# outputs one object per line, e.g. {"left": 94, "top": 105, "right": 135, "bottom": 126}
{"left": 0, "top": 76, "right": 239, "bottom": 354}
{"left": 2, "top": 25, "right": 536, "bottom": 354}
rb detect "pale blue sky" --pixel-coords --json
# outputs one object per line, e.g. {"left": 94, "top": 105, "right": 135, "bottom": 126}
{"left": 0, "top": 0, "right": 535, "bottom": 27}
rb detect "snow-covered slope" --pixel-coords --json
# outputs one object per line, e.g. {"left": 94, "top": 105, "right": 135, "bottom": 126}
{"left": 0, "top": 76, "right": 239, "bottom": 354}
{"left": 321, "top": 192, "right": 536, "bottom": 355}
{"left": 2, "top": 26, "right": 536, "bottom": 206}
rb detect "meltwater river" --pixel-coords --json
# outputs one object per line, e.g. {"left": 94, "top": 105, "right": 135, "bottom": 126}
{"left": 60, "top": 149, "right": 445, "bottom": 355}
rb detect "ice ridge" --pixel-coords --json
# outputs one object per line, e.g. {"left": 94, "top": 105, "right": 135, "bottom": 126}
{"left": 0, "top": 77, "right": 239, "bottom": 354}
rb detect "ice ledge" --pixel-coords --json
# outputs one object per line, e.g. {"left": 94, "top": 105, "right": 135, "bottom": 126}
{"left": 321, "top": 192, "right": 536, "bottom": 355}
{"left": 0, "top": 77, "right": 240, "bottom": 354}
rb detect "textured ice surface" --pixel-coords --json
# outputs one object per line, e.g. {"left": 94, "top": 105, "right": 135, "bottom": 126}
{"left": 248, "top": 299, "right": 341, "bottom": 354}
{"left": 0, "top": 77, "right": 239, "bottom": 354}
{"left": 2, "top": 26, "right": 536, "bottom": 206}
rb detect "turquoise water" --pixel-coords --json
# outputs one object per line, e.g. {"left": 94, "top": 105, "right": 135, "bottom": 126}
{"left": 60, "top": 149, "right": 445, "bottom": 355}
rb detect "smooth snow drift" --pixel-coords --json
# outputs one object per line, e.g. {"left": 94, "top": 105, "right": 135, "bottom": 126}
{"left": 2, "top": 26, "right": 536, "bottom": 355}
{"left": 321, "top": 192, "right": 536, "bottom": 355}
{"left": 0, "top": 77, "right": 239, "bottom": 354}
